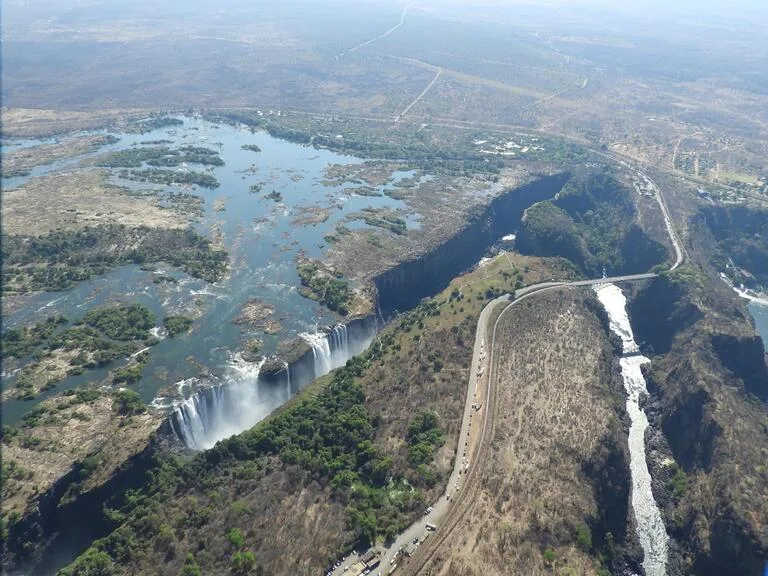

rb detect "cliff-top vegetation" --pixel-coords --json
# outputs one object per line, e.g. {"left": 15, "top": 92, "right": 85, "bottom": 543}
{"left": 516, "top": 172, "right": 668, "bottom": 276}
{"left": 34, "top": 253, "right": 567, "bottom": 576}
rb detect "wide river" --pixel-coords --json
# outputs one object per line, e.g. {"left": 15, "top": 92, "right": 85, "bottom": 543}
{"left": 3, "top": 117, "right": 425, "bottom": 425}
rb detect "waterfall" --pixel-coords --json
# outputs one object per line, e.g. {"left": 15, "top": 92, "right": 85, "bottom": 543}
{"left": 171, "top": 357, "right": 267, "bottom": 450}
{"left": 170, "top": 320, "right": 376, "bottom": 451}
{"left": 285, "top": 361, "right": 291, "bottom": 392}
{"left": 595, "top": 284, "right": 668, "bottom": 576}
{"left": 300, "top": 323, "right": 362, "bottom": 378}
{"left": 281, "top": 361, "right": 292, "bottom": 401}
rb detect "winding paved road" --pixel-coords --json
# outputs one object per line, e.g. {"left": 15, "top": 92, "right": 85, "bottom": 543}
{"left": 379, "top": 174, "right": 684, "bottom": 574}
{"left": 378, "top": 274, "right": 660, "bottom": 575}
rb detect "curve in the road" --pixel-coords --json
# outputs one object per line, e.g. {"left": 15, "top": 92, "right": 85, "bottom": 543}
{"left": 393, "top": 155, "right": 685, "bottom": 573}
{"left": 389, "top": 274, "right": 664, "bottom": 576}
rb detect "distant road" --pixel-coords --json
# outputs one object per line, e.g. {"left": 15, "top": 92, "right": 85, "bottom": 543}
{"left": 336, "top": 6, "right": 410, "bottom": 60}
{"left": 394, "top": 67, "right": 442, "bottom": 122}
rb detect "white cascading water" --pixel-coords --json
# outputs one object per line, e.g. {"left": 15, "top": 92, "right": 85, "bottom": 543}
{"left": 300, "top": 324, "right": 354, "bottom": 376}
{"left": 284, "top": 360, "right": 291, "bottom": 389}
{"left": 171, "top": 323, "right": 374, "bottom": 450}
{"left": 172, "top": 356, "right": 267, "bottom": 450}
{"left": 595, "top": 284, "right": 669, "bottom": 576}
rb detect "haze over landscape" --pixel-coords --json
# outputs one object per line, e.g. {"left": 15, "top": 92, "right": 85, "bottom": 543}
{"left": 1, "top": 1, "right": 767, "bottom": 575}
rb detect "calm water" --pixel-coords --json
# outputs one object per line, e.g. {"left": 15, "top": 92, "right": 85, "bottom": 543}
{"left": 748, "top": 301, "right": 768, "bottom": 351}
{"left": 2, "top": 117, "right": 426, "bottom": 424}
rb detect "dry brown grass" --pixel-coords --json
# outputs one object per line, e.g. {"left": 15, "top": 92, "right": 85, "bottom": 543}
{"left": 2, "top": 394, "right": 161, "bottom": 523}
{"left": 1, "top": 169, "right": 191, "bottom": 235}
{"left": 1, "top": 134, "right": 114, "bottom": 175}
{"left": 1, "top": 108, "right": 147, "bottom": 137}
{"left": 421, "top": 288, "right": 617, "bottom": 576}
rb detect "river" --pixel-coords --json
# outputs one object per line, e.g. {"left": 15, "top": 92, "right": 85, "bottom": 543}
{"left": 2, "top": 117, "right": 425, "bottom": 428}
{"left": 595, "top": 283, "right": 669, "bottom": 576}
{"left": 748, "top": 301, "right": 768, "bottom": 352}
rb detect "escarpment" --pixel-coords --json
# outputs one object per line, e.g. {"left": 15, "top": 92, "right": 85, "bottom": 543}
{"left": 374, "top": 172, "right": 569, "bottom": 316}
{"left": 515, "top": 172, "right": 668, "bottom": 277}
{"left": 629, "top": 270, "right": 768, "bottom": 575}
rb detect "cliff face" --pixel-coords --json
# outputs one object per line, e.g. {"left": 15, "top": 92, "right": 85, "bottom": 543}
{"left": 3, "top": 434, "right": 167, "bottom": 576}
{"left": 516, "top": 172, "right": 668, "bottom": 277}
{"left": 625, "top": 272, "right": 702, "bottom": 355}
{"left": 700, "top": 204, "right": 768, "bottom": 284}
{"left": 374, "top": 173, "right": 570, "bottom": 316}
{"left": 259, "top": 316, "right": 378, "bottom": 387}
{"left": 628, "top": 271, "right": 768, "bottom": 575}
{"left": 711, "top": 333, "right": 768, "bottom": 400}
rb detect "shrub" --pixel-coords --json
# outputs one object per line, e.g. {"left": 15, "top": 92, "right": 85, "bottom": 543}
{"left": 180, "top": 553, "right": 202, "bottom": 576}
{"left": 575, "top": 523, "right": 592, "bottom": 551}
{"left": 231, "top": 550, "right": 256, "bottom": 574}
{"left": 226, "top": 528, "right": 245, "bottom": 550}
{"left": 668, "top": 464, "right": 687, "bottom": 499}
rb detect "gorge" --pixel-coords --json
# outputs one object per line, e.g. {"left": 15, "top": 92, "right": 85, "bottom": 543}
{"left": 596, "top": 283, "right": 669, "bottom": 576}
{"left": 166, "top": 172, "right": 572, "bottom": 449}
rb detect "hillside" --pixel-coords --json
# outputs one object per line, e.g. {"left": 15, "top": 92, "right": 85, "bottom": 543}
{"left": 516, "top": 171, "right": 668, "bottom": 276}
{"left": 698, "top": 204, "right": 768, "bottom": 286}
{"left": 629, "top": 265, "right": 768, "bottom": 574}
{"left": 418, "top": 287, "right": 640, "bottom": 575}
{"left": 47, "top": 255, "right": 575, "bottom": 576}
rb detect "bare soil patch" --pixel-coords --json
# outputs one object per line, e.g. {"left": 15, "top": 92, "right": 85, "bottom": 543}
{"left": 1, "top": 169, "right": 191, "bottom": 235}
{"left": 1, "top": 107, "right": 146, "bottom": 138}
{"left": 422, "top": 288, "right": 627, "bottom": 575}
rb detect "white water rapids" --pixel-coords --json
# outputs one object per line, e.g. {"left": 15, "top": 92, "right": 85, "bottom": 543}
{"left": 595, "top": 283, "right": 669, "bottom": 576}
{"left": 171, "top": 324, "right": 374, "bottom": 450}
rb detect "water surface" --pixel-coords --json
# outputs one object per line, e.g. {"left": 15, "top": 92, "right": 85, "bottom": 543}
{"left": 595, "top": 283, "right": 668, "bottom": 576}
{"left": 2, "top": 117, "right": 426, "bottom": 425}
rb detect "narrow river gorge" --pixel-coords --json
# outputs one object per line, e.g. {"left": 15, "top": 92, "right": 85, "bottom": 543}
{"left": 595, "top": 283, "right": 669, "bottom": 576}
{"left": 3, "top": 116, "right": 569, "bottom": 451}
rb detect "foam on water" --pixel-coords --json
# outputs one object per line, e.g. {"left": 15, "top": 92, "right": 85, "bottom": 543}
{"left": 595, "top": 283, "right": 668, "bottom": 576}
{"left": 170, "top": 323, "right": 375, "bottom": 450}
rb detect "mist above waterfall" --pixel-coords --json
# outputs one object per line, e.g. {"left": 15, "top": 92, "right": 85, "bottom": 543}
{"left": 171, "top": 356, "right": 276, "bottom": 450}
{"left": 171, "top": 321, "right": 375, "bottom": 450}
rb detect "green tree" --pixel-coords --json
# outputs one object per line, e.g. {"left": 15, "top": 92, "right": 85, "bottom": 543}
{"left": 114, "top": 389, "right": 146, "bottom": 416}
{"left": 231, "top": 551, "right": 256, "bottom": 574}
{"left": 180, "top": 553, "right": 202, "bottom": 576}
{"left": 60, "top": 548, "right": 115, "bottom": 576}
{"left": 226, "top": 527, "right": 246, "bottom": 549}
